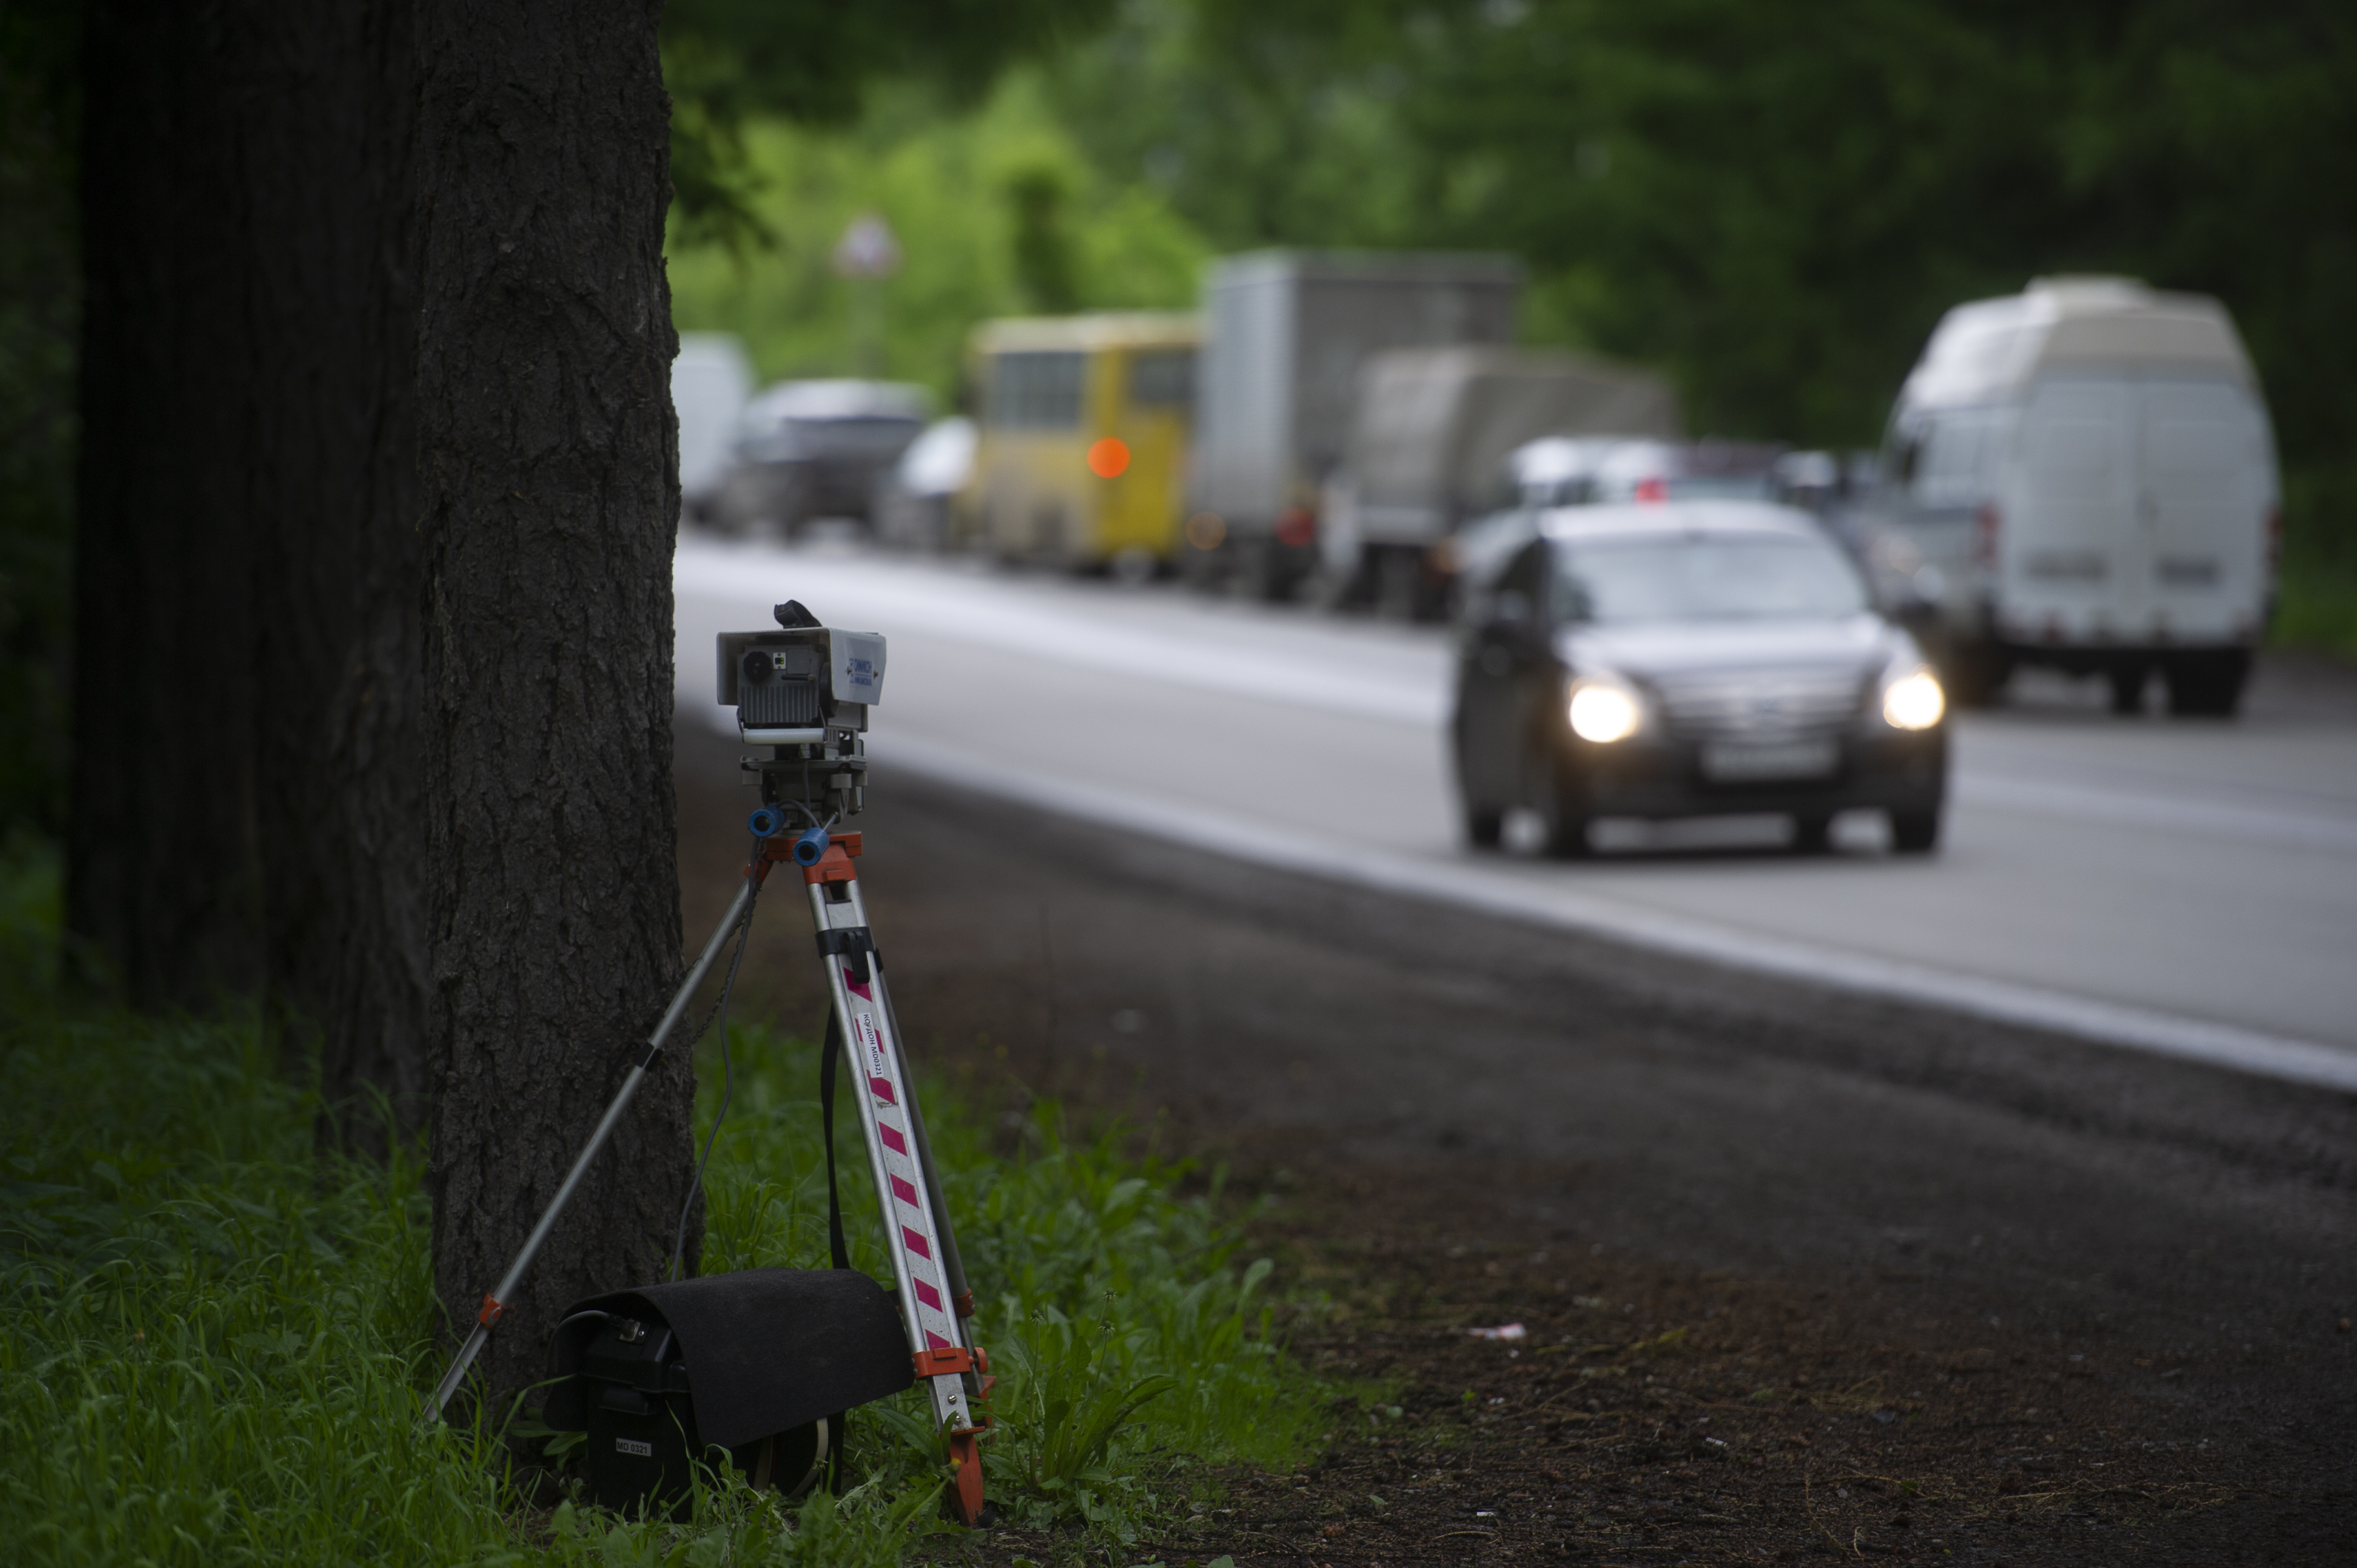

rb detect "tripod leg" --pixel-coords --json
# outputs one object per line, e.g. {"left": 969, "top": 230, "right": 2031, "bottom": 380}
{"left": 805, "top": 860, "right": 989, "bottom": 1522}
{"left": 875, "top": 966, "right": 974, "bottom": 1318}
{"left": 420, "top": 873, "right": 761, "bottom": 1426}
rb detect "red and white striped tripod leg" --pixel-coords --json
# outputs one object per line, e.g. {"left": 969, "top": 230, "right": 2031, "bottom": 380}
{"left": 803, "top": 843, "right": 989, "bottom": 1523}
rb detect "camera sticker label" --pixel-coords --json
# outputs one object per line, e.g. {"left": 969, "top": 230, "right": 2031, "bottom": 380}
{"left": 615, "top": 1437, "right": 653, "bottom": 1457}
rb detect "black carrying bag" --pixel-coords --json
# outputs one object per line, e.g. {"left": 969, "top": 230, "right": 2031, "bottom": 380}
{"left": 543, "top": 1016, "right": 915, "bottom": 1517}
{"left": 543, "top": 1267, "right": 911, "bottom": 1515}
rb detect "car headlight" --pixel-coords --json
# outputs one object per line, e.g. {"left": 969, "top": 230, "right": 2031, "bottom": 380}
{"left": 1882, "top": 667, "right": 1945, "bottom": 730}
{"left": 1568, "top": 679, "right": 1643, "bottom": 743}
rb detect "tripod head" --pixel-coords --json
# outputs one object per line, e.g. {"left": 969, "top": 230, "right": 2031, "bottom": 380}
{"left": 717, "top": 600, "right": 888, "bottom": 826}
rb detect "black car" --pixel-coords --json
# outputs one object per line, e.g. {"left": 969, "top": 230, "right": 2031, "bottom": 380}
{"left": 1452, "top": 502, "right": 1949, "bottom": 856}
{"left": 713, "top": 379, "right": 929, "bottom": 536}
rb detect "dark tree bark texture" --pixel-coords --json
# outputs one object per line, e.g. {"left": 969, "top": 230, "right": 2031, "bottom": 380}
{"left": 73, "top": 2, "right": 265, "bottom": 1006}
{"left": 72, "top": 0, "right": 431, "bottom": 1147}
{"left": 238, "top": 1, "right": 431, "bottom": 1150}
{"left": 413, "top": 0, "right": 689, "bottom": 1412}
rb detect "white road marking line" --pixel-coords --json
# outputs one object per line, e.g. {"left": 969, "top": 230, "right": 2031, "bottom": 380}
{"left": 684, "top": 702, "right": 2352, "bottom": 1094}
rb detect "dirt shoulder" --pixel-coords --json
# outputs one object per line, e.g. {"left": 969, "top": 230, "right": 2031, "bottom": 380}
{"left": 674, "top": 730, "right": 2354, "bottom": 1565}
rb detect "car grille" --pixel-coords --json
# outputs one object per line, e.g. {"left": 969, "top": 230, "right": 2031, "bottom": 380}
{"left": 1648, "top": 666, "right": 1868, "bottom": 738}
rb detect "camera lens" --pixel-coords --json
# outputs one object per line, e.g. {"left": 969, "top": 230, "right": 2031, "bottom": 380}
{"left": 741, "top": 649, "right": 771, "bottom": 685}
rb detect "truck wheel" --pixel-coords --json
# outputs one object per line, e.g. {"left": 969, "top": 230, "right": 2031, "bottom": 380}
{"left": 1374, "top": 549, "right": 1422, "bottom": 621}
{"left": 2165, "top": 651, "right": 2248, "bottom": 718}
{"left": 1231, "top": 538, "right": 1292, "bottom": 603}
{"left": 2108, "top": 666, "right": 2147, "bottom": 716}
{"left": 1179, "top": 539, "right": 1226, "bottom": 593}
{"left": 1890, "top": 808, "right": 1941, "bottom": 855}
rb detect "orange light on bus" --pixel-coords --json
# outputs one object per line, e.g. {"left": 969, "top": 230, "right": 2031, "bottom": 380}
{"left": 1087, "top": 438, "right": 1131, "bottom": 478}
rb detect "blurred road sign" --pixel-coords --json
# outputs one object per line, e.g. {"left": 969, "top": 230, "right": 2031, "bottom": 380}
{"left": 833, "top": 213, "right": 903, "bottom": 280}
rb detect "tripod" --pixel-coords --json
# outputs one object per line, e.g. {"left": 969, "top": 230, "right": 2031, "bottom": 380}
{"left": 421, "top": 816, "right": 995, "bottom": 1527}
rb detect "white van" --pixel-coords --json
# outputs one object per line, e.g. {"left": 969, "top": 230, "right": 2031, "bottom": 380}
{"left": 1870, "top": 278, "right": 2278, "bottom": 714}
{"left": 671, "top": 334, "right": 754, "bottom": 524}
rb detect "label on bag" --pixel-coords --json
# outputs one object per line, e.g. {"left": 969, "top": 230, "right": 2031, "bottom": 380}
{"left": 615, "top": 1437, "right": 653, "bottom": 1457}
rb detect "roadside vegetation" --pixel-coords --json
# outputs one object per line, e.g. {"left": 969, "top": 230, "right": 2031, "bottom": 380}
{"left": 0, "top": 842, "right": 1326, "bottom": 1565}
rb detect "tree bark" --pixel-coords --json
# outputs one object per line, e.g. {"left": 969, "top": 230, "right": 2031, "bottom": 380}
{"left": 413, "top": 0, "right": 689, "bottom": 1414}
{"left": 237, "top": 0, "right": 431, "bottom": 1151}
{"left": 72, "top": 0, "right": 431, "bottom": 1146}
{"left": 72, "top": 1, "right": 265, "bottom": 1006}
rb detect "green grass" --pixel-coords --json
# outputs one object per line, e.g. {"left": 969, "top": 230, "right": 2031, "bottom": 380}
{"left": 0, "top": 843, "right": 1326, "bottom": 1564}
{"left": 2272, "top": 554, "right": 2357, "bottom": 657}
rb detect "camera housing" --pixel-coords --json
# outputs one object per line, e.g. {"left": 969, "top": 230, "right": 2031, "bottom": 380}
{"left": 716, "top": 602, "right": 887, "bottom": 821}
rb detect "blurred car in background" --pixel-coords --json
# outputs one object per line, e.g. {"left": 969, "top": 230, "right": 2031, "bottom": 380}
{"left": 1452, "top": 501, "right": 1948, "bottom": 857}
{"left": 1319, "top": 346, "right": 1680, "bottom": 619}
{"left": 1446, "top": 437, "right": 1804, "bottom": 616}
{"left": 960, "top": 312, "right": 1197, "bottom": 575}
{"left": 1869, "top": 276, "right": 2278, "bottom": 714}
{"left": 871, "top": 416, "right": 976, "bottom": 552}
{"left": 712, "top": 379, "right": 930, "bottom": 536}
{"left": 1588, "top": 438, "right": 1787, "bottom": 503}
{"left": 672, "top": 334, "right": 753, "bottom": 525}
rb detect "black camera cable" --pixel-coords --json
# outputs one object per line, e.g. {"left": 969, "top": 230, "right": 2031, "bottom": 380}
{"left": 668, "top": 834, "right": 765, "bottom": 1282}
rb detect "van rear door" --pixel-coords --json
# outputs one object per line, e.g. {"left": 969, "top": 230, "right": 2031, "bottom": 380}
{"left": 2137, "top": 380, "right": 2273, "bottom": 643}
{"left": 2009, "top": 380, "right": 2139, "bottom": 638}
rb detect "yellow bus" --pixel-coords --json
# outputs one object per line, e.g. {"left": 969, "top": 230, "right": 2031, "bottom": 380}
{"left": 960, "top": 313, "right": 1199, "bottom": 572}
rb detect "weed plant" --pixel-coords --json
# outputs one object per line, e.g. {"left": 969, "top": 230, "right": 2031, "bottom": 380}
{"left": 0, "top": 844, "right": 1323, "bottom": 1563}
{"left": 687, "top": 1025, "right": 1322, "bottom": 1544}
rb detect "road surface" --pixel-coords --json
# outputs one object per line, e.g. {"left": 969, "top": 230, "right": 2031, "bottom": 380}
{"left": 674, "top": 533, "right": 2357, "bottom": 1084}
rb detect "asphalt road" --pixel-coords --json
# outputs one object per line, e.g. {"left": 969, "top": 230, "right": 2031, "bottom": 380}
{"left": 673, "top": 534, "right": 2357, "bottom": 1082}
{"left": 672, "top": 717, "right": 2357, "bottom": 1562}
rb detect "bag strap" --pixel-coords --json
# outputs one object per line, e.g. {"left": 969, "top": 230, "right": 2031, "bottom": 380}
{"left": 820, "top": 1013, "right": 850, "bottom": 1271}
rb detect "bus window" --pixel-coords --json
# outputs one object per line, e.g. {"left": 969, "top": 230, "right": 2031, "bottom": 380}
{"left": 1127, "top": 349, "right": 1195, "bottom": 410}
{"left": 990, "top": 352, "right": 1086, "bottom": 428}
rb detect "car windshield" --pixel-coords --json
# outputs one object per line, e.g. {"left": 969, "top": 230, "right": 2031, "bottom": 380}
{"left": 1552, "top": 532, "right": 1867, "bottom": 624}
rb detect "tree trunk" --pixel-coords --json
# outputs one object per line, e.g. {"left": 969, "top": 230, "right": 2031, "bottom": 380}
{"left": 71, "top": 1, "right": 265, "bottom": 1007}
{"left": 237, "top": 0, "right": 431, "bottom": 1152}
{"left": 413, "top": 0, "right": 689, "bottom": 1415}
{"left": 73, "top": 0, "right": 432, "bottom": 1146}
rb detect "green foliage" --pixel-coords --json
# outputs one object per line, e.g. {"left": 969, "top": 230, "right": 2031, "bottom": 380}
{"left": 0, "top": 850, "right": 1324, "bottom": 1564}
{"left": 661, "top": 0, "right": 1116, "bottom": 246}
{"left": 0, "top": 866, "right": 524, "bottom": 1562}
{"left": 991, "top": 1304, "right": 1179, "bottom": 1535}
{"left": 2273, "top": 467, "right": 2357, "bottom": 656}
{"left": 1006, "top": 160, "right": 1084, "bottom": 314}
{"left": 665, "top": 77, "right": 1209, "bottom": 399}
{"left": 1032, "top": 0, "right": 2357, "bottom": 614}
{"left": 689, "top": 1023, "right": 1326, "bottom": 1538}
{"left": 0, "top": 0, "right": 79, "bottom": 841}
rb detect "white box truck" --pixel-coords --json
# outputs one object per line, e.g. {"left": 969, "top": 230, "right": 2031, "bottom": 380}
{"left": 1189, "top": 250, "right": 1520, "bottom": 599}
{"left": 1870, "top": 277, "right": 2279, "bottom": 714}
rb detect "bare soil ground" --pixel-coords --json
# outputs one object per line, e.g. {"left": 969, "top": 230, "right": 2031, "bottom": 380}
{"left": 674, "top": 728, "right": 2355, "bottom": 1566}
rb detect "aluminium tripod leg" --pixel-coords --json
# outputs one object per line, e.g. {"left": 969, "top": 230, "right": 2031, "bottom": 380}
{"left": 875, "top": 964, "right": 974, "bottom": 1319}
{"left": 419, "top": 868, "right": 765, "bottom": 1427}
{"left": 799, "top": 837, "right": 991, "bottom": 1525}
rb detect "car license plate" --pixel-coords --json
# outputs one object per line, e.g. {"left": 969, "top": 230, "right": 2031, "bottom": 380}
{"left": 1702, "top": 738, "right": 1837, "bottom": 782}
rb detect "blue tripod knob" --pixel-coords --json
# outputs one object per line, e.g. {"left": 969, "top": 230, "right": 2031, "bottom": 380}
{"left": 792, "top": 825, "right": 831, "bottom": 867}
{"left": 748, "top": 805, "right": 790, "bottom": 839}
